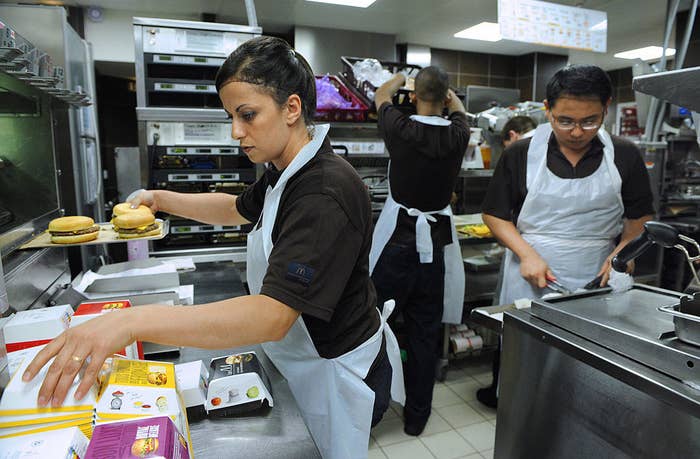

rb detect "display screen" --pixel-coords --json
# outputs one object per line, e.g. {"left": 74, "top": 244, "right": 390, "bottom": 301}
{"left": 195, "top": 85, "right": 208, "bottom": 91}
{"left": 498, "top": 0, "right": 607, "bottom": 53}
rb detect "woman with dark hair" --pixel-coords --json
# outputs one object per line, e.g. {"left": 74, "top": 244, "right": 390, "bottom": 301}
{"left": 23, "top": 36, "right": 404, "bottom": 459}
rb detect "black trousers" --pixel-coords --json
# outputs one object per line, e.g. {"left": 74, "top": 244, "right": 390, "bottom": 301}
{"left": 372, "top": 243, "right": 445, "bottom": 423}
{"left": 364, "top": 341, "right": 392, "bottom": 427}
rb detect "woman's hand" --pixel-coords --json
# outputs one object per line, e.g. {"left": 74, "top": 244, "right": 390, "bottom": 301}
{"left": 127, "top": 189, "right": 158, "bottom": 213}
{"left": 22, "top": 309, "right": 136, "bottom": 407}
{"left": 520, "top": 253, "right": 553, "bottom": 289}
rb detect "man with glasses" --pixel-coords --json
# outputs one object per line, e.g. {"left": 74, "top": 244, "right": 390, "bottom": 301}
{"left": 476, "top": 65, "right": 654, "bottom": 408}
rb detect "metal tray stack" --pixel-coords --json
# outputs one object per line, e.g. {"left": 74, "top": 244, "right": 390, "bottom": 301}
{"left": 0, "top": 17, "right": 90, "bottom": 106}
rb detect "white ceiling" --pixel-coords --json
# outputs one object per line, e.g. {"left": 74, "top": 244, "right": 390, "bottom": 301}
{"left": 5, "top": 0, "right": 693, "bottom": 70}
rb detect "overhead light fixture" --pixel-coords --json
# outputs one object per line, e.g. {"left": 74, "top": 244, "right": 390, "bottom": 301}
{"left": 305, "top": 0, "right": 377, "bottom": 7}
{"left": 614, "top": 46, "right": 676, "bottom": 60}
{"left": 454, "top": 22, "right": 502, "bottom": 42}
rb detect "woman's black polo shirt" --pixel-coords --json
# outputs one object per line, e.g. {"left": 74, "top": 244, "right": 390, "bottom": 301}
{"left": 236, "top": 135, "right": 379, "bottom": 359}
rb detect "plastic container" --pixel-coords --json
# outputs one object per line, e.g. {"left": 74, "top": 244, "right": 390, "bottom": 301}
{"left": 314, "top": 75, "right": 368, "bottom": 122}
{"left": 341, "top": 56, "right": 421, "bottom": 105}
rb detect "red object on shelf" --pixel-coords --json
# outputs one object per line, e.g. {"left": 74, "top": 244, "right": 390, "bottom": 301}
{"left": 314, "top": 75, "right": 368, "bottom": 122}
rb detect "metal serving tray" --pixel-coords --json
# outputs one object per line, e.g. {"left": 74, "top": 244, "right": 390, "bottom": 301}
{"left": 659, "top": 305, "right": 700, "bottom": 347}
{"left": 530, "top": 285, "right": 700, "bottom": 383}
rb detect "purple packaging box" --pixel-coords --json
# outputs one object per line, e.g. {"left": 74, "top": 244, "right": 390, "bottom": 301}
{"left": 85, "top": 415, "right": 190, "bottom": 459}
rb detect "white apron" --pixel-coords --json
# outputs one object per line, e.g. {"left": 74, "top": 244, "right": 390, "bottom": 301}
{"left": 246, "top": 124, "right": 405, "bottom": 459}
{"left": 369, "top": 114, "right": 465, "bottom": 324}
{"left": 497, "top": 123, "right": 624, "bottom": 305}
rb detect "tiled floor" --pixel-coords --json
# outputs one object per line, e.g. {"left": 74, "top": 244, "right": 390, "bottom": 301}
{"left": 369, "top": 356, "right": 497, "bottom": 459}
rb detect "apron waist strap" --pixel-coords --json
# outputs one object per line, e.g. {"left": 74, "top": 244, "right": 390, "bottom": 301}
{"left": 400, "top": 205, "right": 450, "bottom": 263}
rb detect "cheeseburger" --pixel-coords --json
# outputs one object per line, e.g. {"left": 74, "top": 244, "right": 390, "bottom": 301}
{"left": 111, "top": 202, "right": 151, "bottom": 220}
{"left": 48, "top": 216, "right": 99, "bottom": 244}
{"left": 130, "top": 437, "right": 159, "bottom": 457}
{"left": 113, "top": 212, "right": 160, "bottom": 239}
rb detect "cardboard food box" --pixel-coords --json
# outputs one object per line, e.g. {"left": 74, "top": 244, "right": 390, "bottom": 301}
{"left": 85, "top": 415, "right": 189, "bottom": 459}
{"left": 0, "top": 426, "right": 89, "bottom": 459}
{"left": 73, "top": 300, "right": 144, "bottom": 360}
{"left": 94, "top": 359, "right": 187, "bottom": 438}
{"left": 206, "top": 351, "right": 273, "bottom": 416}
{"left": 2, "top": 305, "right": 73, "bottom": 353}
{"left": 174, "top": 360, "right": 208, "bottom": 421}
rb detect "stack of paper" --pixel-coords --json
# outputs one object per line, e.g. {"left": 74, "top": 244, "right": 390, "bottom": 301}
{"left": 0, "top": 426, "right": 89, "bottom": 459}
{"left": 0, "top": 347, "right": 97, "bottom": 440}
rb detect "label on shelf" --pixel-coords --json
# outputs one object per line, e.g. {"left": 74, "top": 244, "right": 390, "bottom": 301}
{"left": 171, "top": 224, "right": 241, "bottom": 234}
{"left": 154, "top": 54, "right": 225, "bottom": 66}
{"left": 166, "top": 146, "right": 239, "bottom": 155}
{"left": 154, "top": 82, "right": 217, "bottom": 93}
{"left": 167, "top": 173, "right": 240, "bottom": 182}
{"left": 143, "top": 27, "right": 244, "bottom": 56}
{"left": 147, "top": 122, "right": 237, "bottom": 146}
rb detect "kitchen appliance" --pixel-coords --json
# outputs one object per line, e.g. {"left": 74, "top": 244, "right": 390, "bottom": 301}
{"left": 1, "top": 5, "right": 107, "bottom": 274}
{"left": 132, "top": 17, "right": 261, "bottom": 260}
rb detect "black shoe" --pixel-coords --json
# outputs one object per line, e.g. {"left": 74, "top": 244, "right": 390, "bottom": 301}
{"left": 476, "top": 386, "right": 498, "bottom": 409}
{"left": 403, "top": 418, "right": 428, "bottom": 436}
{"left": 403, "top": 409, "right": 429, "bottom": 436}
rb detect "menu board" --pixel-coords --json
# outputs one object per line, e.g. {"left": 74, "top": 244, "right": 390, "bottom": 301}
{"left": 498, "top": 0, "right": 607, "bottom": 53}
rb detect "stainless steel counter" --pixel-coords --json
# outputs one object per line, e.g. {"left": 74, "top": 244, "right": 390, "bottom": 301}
{"left": 496, "top": 288, "right": 700, "bottom": 459}
{"left": 161, "top": 261, "right": 321, "bottom": 458}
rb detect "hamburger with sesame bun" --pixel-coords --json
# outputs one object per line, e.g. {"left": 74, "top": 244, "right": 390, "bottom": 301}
{"left": 48, "top": 216, "right": 100, "bottom": 244}
{"left": 113, "top": 211, "right": 161, "bottom": 239}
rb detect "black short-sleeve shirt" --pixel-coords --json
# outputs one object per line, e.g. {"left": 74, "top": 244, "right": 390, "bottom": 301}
{"left": 481, "top": 133, "right": 655, "bottom": 224}
{"left": 377, "top": 102, "right": 470, "bottom": 247}
{"left": 235, "top": 136, "right": 379, "bottom": 359}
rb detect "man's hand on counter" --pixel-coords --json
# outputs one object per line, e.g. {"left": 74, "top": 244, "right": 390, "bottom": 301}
{"left": 22, "top": 308, "right": 137, "bottom": 407}
{"left": 520, "top": 252, "right": 553, "bottom": 289}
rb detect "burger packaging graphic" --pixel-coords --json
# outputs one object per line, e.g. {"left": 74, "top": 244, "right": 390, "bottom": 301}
{"left": 85, "top": 415, "right": 189, "bottom": 459}
{"left": 205, "top": 352, "right": 273, "bottom": 416}
{"left": 94, "top": 359, "right": 190, "bottom": 445}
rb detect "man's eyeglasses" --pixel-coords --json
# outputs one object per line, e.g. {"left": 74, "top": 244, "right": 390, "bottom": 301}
{"left": 550, "top": 112, "right": 604, "bottom": 131}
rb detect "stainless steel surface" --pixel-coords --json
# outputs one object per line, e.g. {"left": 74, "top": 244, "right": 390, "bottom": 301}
{"left": 659, "top": 304, "right": 700, "bottom": 346}
{"left": 530, "top": 285, "right": 700, "bottom": 382}
{"left": 0, "top": 256, "right": 9, "bottom": 314}
{"left": 114, "top": 147, "right": 142, "bottom": 203}
{"left": 151, "top": 246, "right": 247, "bottom": 264}
{"left": 633, "top": 66, "right": 700, "bottom": 112}
{"left": 496, "top": 310, "right": 700, "bottom": 459}
{"left": 4, "top": 247, "right": 69, "bottom": 311}
{"left": 133, "top": 17, "right": 262, "bottom": 35}
{"left": 136, "top": 107, "right": 228, "bottom": 122}
{"left": 167, "top": 345, "right": 320, "bottom": 459}
{"left": 167, "top": 261, "right": 319, "bottom": 458}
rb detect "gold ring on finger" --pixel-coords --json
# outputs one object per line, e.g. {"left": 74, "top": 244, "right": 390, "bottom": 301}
{"left": 71, "top": 355, "right": 83, "bottom": 362}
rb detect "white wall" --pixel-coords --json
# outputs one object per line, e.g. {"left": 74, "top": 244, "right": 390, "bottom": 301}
{"left": 295, "top": 26, "right": 396, "bottom": 75}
